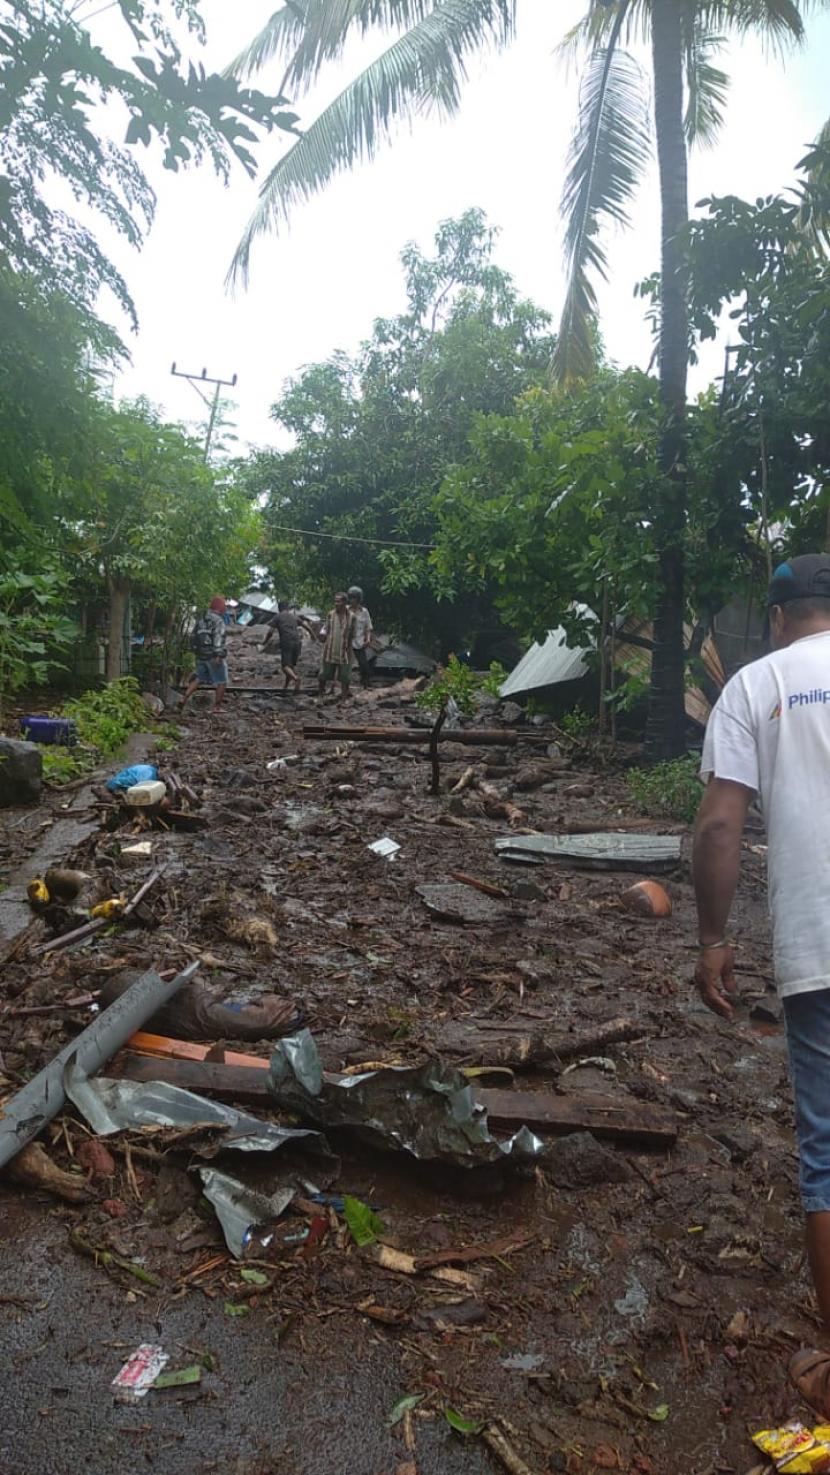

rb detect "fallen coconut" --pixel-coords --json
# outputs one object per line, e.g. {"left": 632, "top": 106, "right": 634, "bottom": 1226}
{"left": 620, "top": 879, "right": 672, "bottom": 918}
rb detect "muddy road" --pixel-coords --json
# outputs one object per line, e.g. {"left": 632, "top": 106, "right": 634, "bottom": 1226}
{"left": 0, "top": 626, "right": 815, "bottom": 1475}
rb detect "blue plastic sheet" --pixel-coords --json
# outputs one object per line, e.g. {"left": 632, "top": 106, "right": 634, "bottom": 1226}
{"left": 106, "top": 763, "right": 159, "bottom": 793}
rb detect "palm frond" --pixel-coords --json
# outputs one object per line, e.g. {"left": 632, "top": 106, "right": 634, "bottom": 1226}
{"left": 695, "top": 0, "right": 809, "bottom": 51}
{"left": 226, "top": 4, "right": 311, "bottom": 82}
{"left": 226, "top": 0, "right": 478, "bottom": 91}
{"left": 228, "top": 0, "right": 516, "bottom": 286}
{"left": 684, "top": 25, "right": 729, "bottom": 147}
{"left": 554, "top": 14, "right": 651, "bottom": 382}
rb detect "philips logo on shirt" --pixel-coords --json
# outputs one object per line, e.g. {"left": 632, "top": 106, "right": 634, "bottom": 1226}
{"left": 787, "top": 690, "right": 830, "bottom": 709}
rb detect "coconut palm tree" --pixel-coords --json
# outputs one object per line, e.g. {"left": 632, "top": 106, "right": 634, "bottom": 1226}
{"left": 228, "top": 0, "right": 823, "bottom": 756}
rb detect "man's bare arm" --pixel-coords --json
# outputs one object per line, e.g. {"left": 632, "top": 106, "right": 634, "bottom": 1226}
{"left": 692, "top": 777, "right": 753, "bottom": 1018}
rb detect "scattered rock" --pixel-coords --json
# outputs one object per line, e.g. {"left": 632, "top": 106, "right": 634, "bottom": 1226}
{"left": 498, "top": 701, "right": 524, "bottom": 725}
{"left": 0, "top": 737, "right": 42, "bottom": 807}
{"left": 712, "top": 1126, "right": 760, "bottom": 1163}
{"left": 547, "top": 1132, "right": 632, "bottom": 1189}
{"left": 416, "top": 883, "right": 513, "bottom": 926}
{"left": 364, "top": 790, "right": 405, "bottom": 822}
{"left": 446, "top": 795, "right": 467, "bottom": 816}
{"left": 511, "top": 880, "right": 546, "bottom": 902}
{"left": 76, "top": 1138, "right": 116, "bottom": 1180}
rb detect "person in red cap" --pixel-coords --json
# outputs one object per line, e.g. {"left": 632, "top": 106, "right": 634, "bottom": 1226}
{"left": 179, "top": 596, "right": 229, "bottom": 710}
{"left": 693, "top": 554, "right": 830, "bottom": 1413}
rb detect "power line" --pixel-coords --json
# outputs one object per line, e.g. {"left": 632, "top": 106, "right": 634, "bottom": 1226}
{"left": 269, "top": 522, "right": 436, "bottom": 550}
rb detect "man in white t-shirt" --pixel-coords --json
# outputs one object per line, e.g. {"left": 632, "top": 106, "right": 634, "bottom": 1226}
{"left": 694, "top": 554, "right": 830, "bottom": 1413}
{"left": 347, "top": 586, "right": 374, "bottom": 688}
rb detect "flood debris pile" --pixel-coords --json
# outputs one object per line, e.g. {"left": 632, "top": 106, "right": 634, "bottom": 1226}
{"left": 0, "top": 636, "right": 807, "bottom": 1475}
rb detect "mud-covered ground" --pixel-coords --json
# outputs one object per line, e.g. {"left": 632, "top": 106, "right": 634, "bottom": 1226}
{"left": 0, "top": 626, "right": 817, "bottom": 1475}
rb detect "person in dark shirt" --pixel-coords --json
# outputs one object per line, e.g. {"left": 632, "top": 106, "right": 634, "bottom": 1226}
{"left": 264, "top": 601, "right": 302, "bottom": 690}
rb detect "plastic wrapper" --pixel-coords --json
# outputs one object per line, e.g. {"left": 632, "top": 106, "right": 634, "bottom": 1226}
{"left": 198, "top": 1167, "right": 299, "bottom": 1259}
{"left": 753, "top": 1422, "right": 830, "bottom": 1472}
{"left": 268, "top": 1029, "right": 545, "bottom": 1169}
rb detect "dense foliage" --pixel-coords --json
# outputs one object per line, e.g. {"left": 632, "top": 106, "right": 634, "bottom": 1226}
{"left": 0, "top": 0, "right": 280, "bottom": 713}
{"left": 246, "top": 210, "right": 554, "bottom": 652}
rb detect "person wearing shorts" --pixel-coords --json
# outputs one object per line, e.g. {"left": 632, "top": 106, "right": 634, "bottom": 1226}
{"left": 180, "top": 596, "right": 228, "bottom": 710}
{"left": 264, "top": 601, "right": 302, "bottom": 689}
{"left": 693, "top": 554, "right": 830, "bottom": 1414}
{"left": 318, "top": 592, "right": 355, "bottom": 703}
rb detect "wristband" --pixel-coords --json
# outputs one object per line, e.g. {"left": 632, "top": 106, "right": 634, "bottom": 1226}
{"left": 698, "top": 938, "right": 729, "bottom": 951}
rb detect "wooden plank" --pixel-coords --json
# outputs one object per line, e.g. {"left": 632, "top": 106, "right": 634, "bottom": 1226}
{"left": 494, "top": 832, "right": 682, "bottom": 872}
{"left": 127, "top": 1032, "right": 270, "bottom": 1070}
{"left": 475, "top": 1088, "right": 677, "bottom": 1148}
{"left": 112, "top": 1054, "right": 676, "bottom": 1148}
{"left": 113, "top": 1053, "right": 273, "bottom": 1105}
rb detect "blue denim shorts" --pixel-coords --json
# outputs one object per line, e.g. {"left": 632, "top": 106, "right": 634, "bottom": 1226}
{"left": 785, "top": 989, "right": 830, "bottom": 1212}
{"left": 196, "top": 659, "right": 228, "bottom": 686}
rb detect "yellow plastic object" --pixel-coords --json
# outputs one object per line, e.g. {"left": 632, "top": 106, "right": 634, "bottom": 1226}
{"left": 26, "top": 878, "right": 50, "bottom": 908}
{"left": 753, "top": 1422, "right": 830, "bottom": 1471}
{"left": 89, "top": 895, "right": 127, "bottom": 920}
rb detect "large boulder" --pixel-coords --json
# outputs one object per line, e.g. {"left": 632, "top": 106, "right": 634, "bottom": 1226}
{"left": 0, "top": 737, "right": 42, "bottom": 807}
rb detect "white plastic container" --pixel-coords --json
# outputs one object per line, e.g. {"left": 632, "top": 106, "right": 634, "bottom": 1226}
{"left": 125, "top": 780, "right": 166, "bottom": 808}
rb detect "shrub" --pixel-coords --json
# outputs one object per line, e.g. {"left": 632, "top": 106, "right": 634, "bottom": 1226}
{"left": 627, "top": 756, "right": 702, "bottom": 824}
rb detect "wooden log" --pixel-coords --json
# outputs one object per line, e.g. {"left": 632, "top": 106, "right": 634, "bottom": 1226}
{"left": 113, "top": 1053, "right": 273, "bottom": 1105}
{"left": 434, "top": 1014, "right": 646, "bottom": 1068}
{"left": 302, "top": 725, "right": 548, "bottom": 746}
{"left": 476, "top": 1088, "right": 677, "bottom": 1148}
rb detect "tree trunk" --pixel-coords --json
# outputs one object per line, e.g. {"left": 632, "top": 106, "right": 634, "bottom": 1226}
{"left": 644, "top": 0, "right": 689, "bottom": 761}
{"left": 105, "top": 575, "right": 130, "bottom": 684}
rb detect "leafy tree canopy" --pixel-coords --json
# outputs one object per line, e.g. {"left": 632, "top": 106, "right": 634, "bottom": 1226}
{"left": 243, "top": 209, "right": 554, "bottom": 650}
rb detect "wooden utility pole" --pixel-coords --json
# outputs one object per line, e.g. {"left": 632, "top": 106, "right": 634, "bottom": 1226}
{"left": 171, "top": 363, "right": 238, "bottom": 461}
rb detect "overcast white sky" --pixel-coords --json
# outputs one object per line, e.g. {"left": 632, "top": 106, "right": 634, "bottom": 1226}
{"left": 89, "top": 0, "right": 830, "bottom": 448}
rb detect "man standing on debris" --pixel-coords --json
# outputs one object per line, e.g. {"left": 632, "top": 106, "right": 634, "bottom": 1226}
{"left": 264, "top": 600, "right": 302, "bottom": 691}
{"left": 347, "top": 586, "right": 374, "bottom": 689}
{"left": 318, "top": 592, "right": 355, "bottom": 702}
{"left": 179, "top": 596, "right": 229, "bottom": 710}
{"left": 693, "top": 554, "right": 830, "bottom": 1413}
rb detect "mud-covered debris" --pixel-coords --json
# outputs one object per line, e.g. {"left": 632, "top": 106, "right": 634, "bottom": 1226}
{"left": 416, "top": 882, "right": 514, "bottom": 925}
{"left": 7, "top": 1141, "right": 92, "bottom": 1202}
{"left": 198, "top": 1166, "right": 299, "bottom": 1259}
{"left": 99, "top": 969, "right": 302, "bottom": 1042}
{"left": 546, "top": 1131, "right": 633, "bottom": 1189}
{"left": 269, "top": 1029, "right": 544, "bottom": 1168}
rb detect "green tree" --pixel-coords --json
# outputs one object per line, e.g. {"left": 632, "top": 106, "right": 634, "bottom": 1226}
{"left": 58, "top": 397, "right": 259, "bottom": 681}
{"left": 432, "top": 371, "right": 748, "bottom": 658}
{"left": 243, "top": 209, "right": 553, "bottom": 649}
{"left": 228, "top": 0, "right": 824, "bottom": 754}
{"left": 684, "top": 145, "right": 830, "bottom": 563}
{"left": 0, "top": 0, "right": 298, "bottom": 323}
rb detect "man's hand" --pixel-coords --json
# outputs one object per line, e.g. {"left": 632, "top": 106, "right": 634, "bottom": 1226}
{"left": 694, "top": 943, "right": 737, "bottom": 1020}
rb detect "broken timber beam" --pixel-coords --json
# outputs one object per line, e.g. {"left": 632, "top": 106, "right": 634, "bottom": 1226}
{"left": 110, "top": 1052, "right": 676, "bottom": 1148}
{"left": 302, "top": 725, "right": 547, "bottom": 745}
{"left": 476, "top": 1089, "right": 677, "bottom": 1148}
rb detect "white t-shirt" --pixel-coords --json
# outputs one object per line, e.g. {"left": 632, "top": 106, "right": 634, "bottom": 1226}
{"left": 351, "top": 606, "right": 373, "bottom": 650}
{"left": 701, "top": 629, "right": 830, "bottom": 997}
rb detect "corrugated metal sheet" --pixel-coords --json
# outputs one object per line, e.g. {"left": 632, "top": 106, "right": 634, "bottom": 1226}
{"left": 500, "top": 609, "right": 595, "bottom": 697}
{"left": 373, "top": 639, "right": 437, "bottom": 675}
{"left": 502, "top": 608, "right": 718, "bottom": 726}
